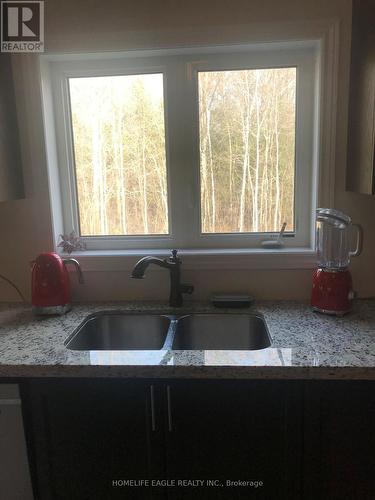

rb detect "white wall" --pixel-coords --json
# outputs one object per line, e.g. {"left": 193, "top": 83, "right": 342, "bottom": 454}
{"left": 2, "top": 0, "right": 374, "bottom": 303}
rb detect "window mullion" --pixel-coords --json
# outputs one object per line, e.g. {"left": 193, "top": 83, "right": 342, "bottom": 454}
{"left": 165, "top": 59, "right": 199, "bottom": 249}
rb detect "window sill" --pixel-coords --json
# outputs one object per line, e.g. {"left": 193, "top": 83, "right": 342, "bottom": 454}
{"left": 62, "top": 248, "right": 316, "bottom": 272}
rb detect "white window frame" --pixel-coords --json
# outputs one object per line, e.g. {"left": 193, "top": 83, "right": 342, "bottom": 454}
{"left": 43, "top": 41, "right": 321, "bottom": 254}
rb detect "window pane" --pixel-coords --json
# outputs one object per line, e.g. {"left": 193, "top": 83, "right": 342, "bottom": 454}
{"left": 198, "top": 68, "right": 296, "bottom": 234}
{"left": 69, "top": 73, "right": 168, "bottom": 236}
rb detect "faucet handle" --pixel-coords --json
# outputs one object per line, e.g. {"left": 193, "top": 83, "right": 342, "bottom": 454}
{"left": 170, "top": 249, "right": 181, "bottom": 264}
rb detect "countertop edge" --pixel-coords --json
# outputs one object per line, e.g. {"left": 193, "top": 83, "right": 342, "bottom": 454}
{"left": 0, "top": 365, "right": 374, "bottom": 380}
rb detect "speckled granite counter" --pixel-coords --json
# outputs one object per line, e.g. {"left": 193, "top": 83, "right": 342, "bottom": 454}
{"left": 0, "top": 300, "right": 374, "bottom": 379}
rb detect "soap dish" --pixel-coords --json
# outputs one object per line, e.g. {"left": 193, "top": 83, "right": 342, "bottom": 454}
{"left": 210, "top": 294, "right": 254, "bottom": 309}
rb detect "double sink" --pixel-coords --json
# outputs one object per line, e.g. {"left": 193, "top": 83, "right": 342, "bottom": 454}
{"left": 65, "top": 312, "right": 272, "bottom": 351}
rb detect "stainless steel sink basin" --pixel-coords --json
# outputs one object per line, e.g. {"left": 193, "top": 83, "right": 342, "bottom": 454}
{"left": 65, "top": 313, "right": 170, "bottom": 350}
{"left": 172, "top": 314, "right": 271, "bottom": 350}
{"left": 65, "top": 311, "right": 272, "bottom": 351}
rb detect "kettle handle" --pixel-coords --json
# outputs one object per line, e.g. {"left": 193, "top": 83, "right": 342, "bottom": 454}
{"left": 63, "top": 258, "right": 84, "bottom": 284}
{"left": 349, "top": 223, "right": 363, "bottom": 258}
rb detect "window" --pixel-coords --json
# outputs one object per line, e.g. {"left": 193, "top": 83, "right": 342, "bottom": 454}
{"left": 48, "top": 43, "right": 318, "bottom": 251}
{"left": 198, "top": 67, "right": 296, "bottom": 234}
{"left": 69, "top": 73, "right": 168, "bottom": 236}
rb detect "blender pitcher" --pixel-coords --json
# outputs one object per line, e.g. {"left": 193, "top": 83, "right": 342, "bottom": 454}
{"left": 316, "top": 208, "right": 363, "bottom": 269}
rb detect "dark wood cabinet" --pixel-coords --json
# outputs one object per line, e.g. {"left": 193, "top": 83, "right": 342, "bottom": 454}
{"left": 163, "top": 380, "right": 302, "bottom": 500}
{"left": 25, "top": 379, "right": 165, "bottom": 500}
{"left": 25, "top": 379, "right": 302, "bottom": 500}
{"left": 303, "top": 381, "right": 375, "bottom": 500}
{"left": 23, "top": 378, "right": 375, "bottom": 500}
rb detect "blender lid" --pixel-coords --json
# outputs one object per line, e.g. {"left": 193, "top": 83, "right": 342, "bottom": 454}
{"left": 316, "top": 208, "right": 351, "bottom": 228}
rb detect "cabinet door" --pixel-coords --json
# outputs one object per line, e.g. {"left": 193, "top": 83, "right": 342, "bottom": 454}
{"left": 303, "top": 381, "right": 375, "bottom": 500}
{"left": 347, "top": 0, "right": 375, "bottom": 194}
{"left": 25, "top": 379, "right": 165, "bottom": 500}
{"left": 163, "top": 380, "right": 302, "bottom": 500}
{"left": 0, "top": 55, "right": 24, "bottom": 201}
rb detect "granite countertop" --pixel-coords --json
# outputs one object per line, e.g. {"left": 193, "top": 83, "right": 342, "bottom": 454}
{"left": 0, "top": 300, "right": 374, "bottom": 379}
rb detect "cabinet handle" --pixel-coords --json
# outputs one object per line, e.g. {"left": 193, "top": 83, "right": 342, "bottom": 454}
{"left": 150, "top": 385, "right": 156, "bottom": 432}
{"left": 167, "top": 385, "right": 173, "bottom": 432}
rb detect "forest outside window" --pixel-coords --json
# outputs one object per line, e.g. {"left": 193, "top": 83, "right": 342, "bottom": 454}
{"left": 50, "top": 43, "right": 318, "bottom": 251}
{"left": 69, "top": 73, "right": 168, "bottom": 236}
{"left": 198, "top": 68, "right": 296, "bottom": 235}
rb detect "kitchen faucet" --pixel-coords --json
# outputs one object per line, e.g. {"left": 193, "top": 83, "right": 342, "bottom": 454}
{"left": 131, "top": 250, "right": 194, "bottom": 307}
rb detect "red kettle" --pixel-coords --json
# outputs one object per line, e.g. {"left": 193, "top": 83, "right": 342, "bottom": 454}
{"left": 31, "top": 252, "right": 84, "bottom": 315}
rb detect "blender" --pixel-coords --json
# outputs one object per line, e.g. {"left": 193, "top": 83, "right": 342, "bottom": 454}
{"left": 311, "top": 208, "right": 363, "bottom": 315}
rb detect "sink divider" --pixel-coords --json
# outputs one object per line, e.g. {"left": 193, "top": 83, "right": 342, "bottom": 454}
{"left": 161, "top": 316, "right": 178, "bottom": 350}
{"left": 161, "top": 314, "right": 190, "bottom": 350}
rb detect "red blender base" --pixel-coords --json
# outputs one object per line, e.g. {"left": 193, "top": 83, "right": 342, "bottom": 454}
{"left": 311, "top": 268, "right": 354, "bottom": 316}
